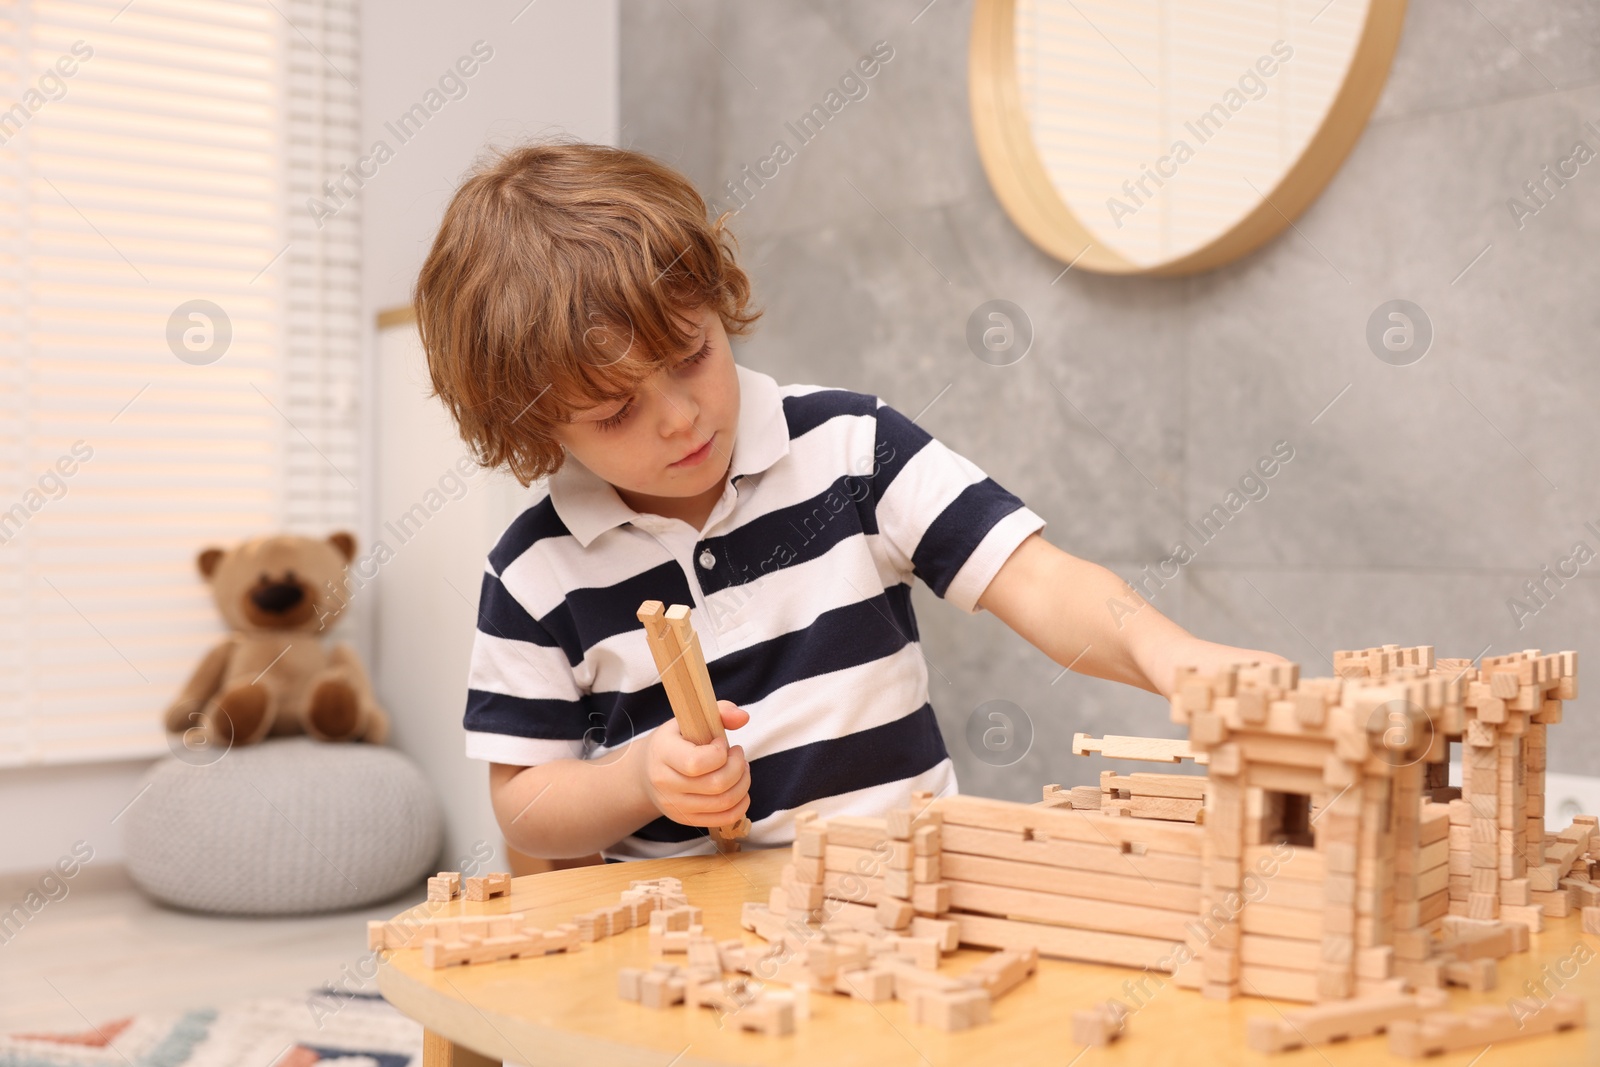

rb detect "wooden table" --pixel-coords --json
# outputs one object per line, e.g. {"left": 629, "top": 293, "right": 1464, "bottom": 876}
{"left": 377, "top": 846, "right": 1600, "bottom": 1066}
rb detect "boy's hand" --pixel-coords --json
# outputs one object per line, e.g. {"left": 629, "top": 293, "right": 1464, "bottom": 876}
{"left": 641, "top": 700, "right": 751, "bottom": 829}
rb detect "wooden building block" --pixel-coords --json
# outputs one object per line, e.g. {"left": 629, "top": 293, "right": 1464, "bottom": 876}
{"left": 962, "top": 947, "right": 1038, "bottom": 999}
{"left": 1441, "top": 957, "right": 1496, "bottom": 992}
{"left": 907, "top": 987, "right": 991, "bottom": 1032}
{"left": 1530, "top": 887, "right": 1574, "bottom": 917}
{"left": 1071, "top": 999, "right": 1129, "bottom": 1046}
{"left": 1072, "top": 733, "right": 1208, "bottom": 765}
{"left": 1387, "top": 994, "right": 1584, "bottom": 1058}
{"left": 427, "top": 872, "right": 461, "bottom": 902}
{"left": 1246, "top": 989, "right": 1449, "bottom": 1054}
{"left": 639, "top": 969, "right": 687, "bottom": 1009}
{"left": 887, "top": 807, "right": 914, "bottom": 840}
{"left": 1497, "top": 903, "right": 1545, "bottom": 932}
{"left": 1583, "top": 905, "right": 1600, "bottom": 936}
{"left": 726, "top": 990, "right": 797, "bottom": 1036}
{"left": 832, "top": 967, "right": 895, "bottom": 1002}
{"left": 617, "top": 966, "right": 644, "bottom": 1002}
{"left": 462, "top": 872, "right": 511, "bottom": 902}
{"left": 876, "top": 897, "right": 914, "bottom": 930}
{"left": 637, "top": 601, "right": 746, "bottom": 852}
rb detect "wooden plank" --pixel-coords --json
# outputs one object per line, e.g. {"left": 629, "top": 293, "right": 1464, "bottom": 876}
{"left": 1247, "top": 990, "right": 1449, "bottom": 1054}
{"left": 1242, "top": 763, "right": 1331, "bottom": 796}
{"left": 1253, "top": 882, "right": 1325, "bottom": 913}
{"left": 823, "top": 816, "right": 890, "bottom": 850}
{"left": 933, "top": 795, "right": 1206, "bottom": 855}
{"left": 945, "top": 879, "right": 1193, "bottom": 941}
{"left": 951, "top": 912, "right": 1188, "bottom": 970}
{"left": 1396, "top": 838, "right": 1450, "bottom": 874}
{"left": 1239, "top": 964, "right": 1320, "bottom": 1003}
{"left": 1101, "top": 772, "right": 1208, "bottom": 800}
{"left": 635, "top": 602, "right": 711, "bottom": 743}
{"left": 821, "top": 871, "right": 946, "bottom": 915}
{"left": 940, "top": 852, "right": 1202, "bottom": 912}
{"left": 1072, "top": 732, "right": 1208, "bottom": 764}
{"left": 1243, "top": 845, "right": 1325, "bottom": 883}
{"left": 1130, "top": 796, "right": 1205, "bottom": 822}
{"left": 662, "top": 605, "right": 726, "bottom": 744}
{"left": 1234, "top": 733, "right": 1337, "bottom": 769}
{"left": 1239, "top": 934, "right": 1323, "bottom": 972}
{"left": 940, "top": 824, "right": 1202, "bottom": 885}
{"left": 1240, "top": 904, "right": 1324, "bottom": 940}
{"left": 1388, "top": 994, "right": 1585, "bottom": 1058}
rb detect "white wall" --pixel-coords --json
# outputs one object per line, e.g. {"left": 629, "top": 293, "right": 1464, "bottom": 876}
{"left": 0, "top": 1, "right": 617, "bottom": 881}
{"left": 360, "top": 1, "right": 619, "bottom": 870}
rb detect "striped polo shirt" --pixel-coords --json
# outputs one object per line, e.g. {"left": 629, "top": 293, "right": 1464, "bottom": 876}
{"left": 464, "top": 362, "right": 1046, "bottom": 860}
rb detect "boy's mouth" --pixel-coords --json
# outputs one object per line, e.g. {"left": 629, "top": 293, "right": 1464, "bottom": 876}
{"left": 670, "top": 433, "right": 714, "bottom": 468}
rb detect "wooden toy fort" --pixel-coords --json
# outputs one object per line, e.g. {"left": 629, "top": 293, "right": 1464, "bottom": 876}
{"left": 384, "top": 628, "right": 1593, "bottom": 1054}
{"left": 787, "top": 644, "right": 1591, "bottom": 1008}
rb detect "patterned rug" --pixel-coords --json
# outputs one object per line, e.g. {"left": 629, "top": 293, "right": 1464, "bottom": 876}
{"left": 0, "top": 992, "right": 420, "bottom": 1067}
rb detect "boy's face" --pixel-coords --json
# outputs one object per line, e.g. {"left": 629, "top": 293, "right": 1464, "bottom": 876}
{"left": 554, "top": 304, "right": 740, "bottom": 517}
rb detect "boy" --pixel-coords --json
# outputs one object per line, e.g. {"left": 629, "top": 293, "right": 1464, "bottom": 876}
{"left": 416, "top": 141, "right": 1282, "bottom": 862}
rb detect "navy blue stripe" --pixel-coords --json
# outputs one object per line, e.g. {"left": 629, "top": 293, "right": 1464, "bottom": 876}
{"left": 487, "top": 497, "right": 569, "bottom": 575}
{"left": 700, "top": 473, "right": 877, "bottom": 595}
{"left": 464, "top": 689, "right": 603, "bottom": 741}
{"left": 912, "top": 478, "right": 1027, "bottom": 599}
{"left": 475, "top": 572, "right": 557, "bottom": 647}
{"left": 632, "top": 702, "right": 950, "bottom": 842}
{"left": 526, "top": 560, "right": 693, "bottom": 668}
{"left": 782, "top": 388, "right": 873, "bottom": 441}
{"left": 465, "top": 584, "right": 919, "bottom": 748}
{"left": 868, "top": 400, "right": 932, "bottom": 502}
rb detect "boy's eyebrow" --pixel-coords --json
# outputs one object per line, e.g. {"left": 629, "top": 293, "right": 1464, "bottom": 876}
{"left": 569, "top": 328, "right": 710, "bottom": 420}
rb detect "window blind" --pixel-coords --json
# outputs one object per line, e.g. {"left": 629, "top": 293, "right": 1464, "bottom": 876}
{"left": 0, "top": 0, "right": 361, "bottom": 766}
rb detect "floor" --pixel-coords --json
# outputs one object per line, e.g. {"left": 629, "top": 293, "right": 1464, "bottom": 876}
{"left": 0, "top": 863, "right": 424, "bottom": 1033}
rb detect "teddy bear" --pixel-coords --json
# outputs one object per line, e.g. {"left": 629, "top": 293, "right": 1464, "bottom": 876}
{"left": 163, "top": 531, "right": 390, "bottom": 747}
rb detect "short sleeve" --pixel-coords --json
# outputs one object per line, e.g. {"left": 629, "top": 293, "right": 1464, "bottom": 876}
{"left": 868, "top": 399, "right": 1046, "bottom": 614}
{"left": 462, "top": 566, "right": 591, "bottom": 766}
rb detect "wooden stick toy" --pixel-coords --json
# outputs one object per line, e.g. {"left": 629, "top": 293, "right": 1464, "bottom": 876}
{"left": 636, "top": 600, "right": 750, "bottom": 852}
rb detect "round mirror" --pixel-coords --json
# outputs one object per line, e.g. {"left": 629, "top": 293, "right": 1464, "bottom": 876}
{"left": 970, "top": 1, "right": 1407, "bottom": 275}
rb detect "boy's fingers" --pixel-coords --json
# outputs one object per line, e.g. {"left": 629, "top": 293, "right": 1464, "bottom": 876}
{"left": 677, "top": 740, "right": 731, "bottom": 779}
{"left": 717, "top": 699, "right": 749, "bottom": 731}
{"left": 703, "top": 792, "right": 752, "bottom": 827}
{"left": 674, "top": 749, "right": 746, "bottom": 797}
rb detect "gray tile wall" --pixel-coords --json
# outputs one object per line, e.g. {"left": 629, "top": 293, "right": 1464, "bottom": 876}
{"left": 620, "top": 1, "right": 1600, "bottom": 800}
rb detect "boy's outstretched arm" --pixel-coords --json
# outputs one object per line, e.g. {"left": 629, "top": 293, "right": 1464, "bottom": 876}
{"left": 976, "top": 532, "right": 1287, "bottom": 697}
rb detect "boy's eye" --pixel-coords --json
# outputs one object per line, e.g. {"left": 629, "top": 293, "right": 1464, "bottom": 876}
{"left": 596, "top": 399, "right": 632, "bottom": 431}
{"left": 593, "top": 341, "right": 709, "bottom": 432}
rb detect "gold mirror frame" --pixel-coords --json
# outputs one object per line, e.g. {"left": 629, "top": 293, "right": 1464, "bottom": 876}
{"left": 969, "top": 1, "right": 1408, "bottom": 276}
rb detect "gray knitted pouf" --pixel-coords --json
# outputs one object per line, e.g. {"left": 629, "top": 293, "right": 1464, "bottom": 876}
{"left": 122, "top": 737, "right": 443, "bottom": 916}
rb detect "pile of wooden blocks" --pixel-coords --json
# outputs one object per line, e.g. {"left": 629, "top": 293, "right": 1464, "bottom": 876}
{"left": 576, "top": 877, "right": 690, "bottom": 944}
{"left": 369, "top": 876, "right": 689, "bottom": 969}
{"left": 618, "top": 962, "right": 799, "bottom": 1035}
{"left": 617, "top": 882, "right": 800, "bottom": 1035}
{"left": 367, "top": 911, "right": 579, "bottom": 968}
{"left": 1095, "top": 770, "right": 1206, "bottom": 823}
{"left": 426, "top": 871, "right": 511, "bottom": 903}
{"left": 731, "top": 805, "right": 1039, "bottom": 1032}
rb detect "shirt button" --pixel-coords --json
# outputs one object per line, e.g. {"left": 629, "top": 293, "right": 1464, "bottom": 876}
{"left": 698, "top": 549, "right": 716, "bottom": 569}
